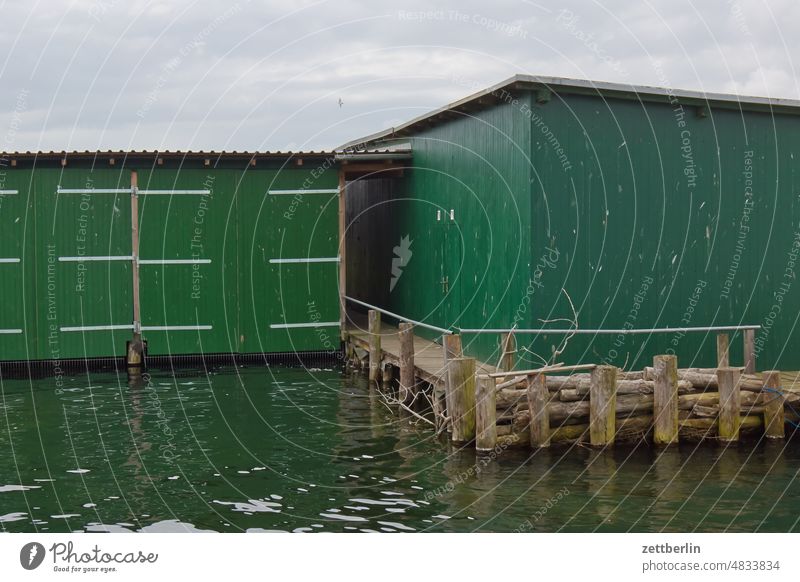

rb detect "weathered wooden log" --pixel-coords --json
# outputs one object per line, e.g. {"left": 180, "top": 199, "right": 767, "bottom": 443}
{"left": 558, "top": 379, "right": 694, "bottom": 401}
{"left": 511, "top": 393, "right": 656, "bottom": 429}
{"left": 679, "top": 415, "right": 762, "bottom": 440}
{"left": 691, "top": 404, "right": 719, "bottom": 418}
{"left": 498, "top": 415, "right": 654, "bottom": 448}
{"left": 762, "top": 370, "right": 784, "bottom": 439}
{"left": 447, "top": 357, "right": 476, "bottom": 443}
{"left": 689, "top": 403, "right": 766, "bottom": 418}
{"left": 527, "top": 374, "right": 550, "bottom": 447}
{"left": 495, "top": 370, "right": 645, "bottom": 393}
{"left": 645, "top": 366, "right": 729, "bottom": 380}
{"left": 501, "top": 386, "right": 764, "bottom": 423}
{"left": 653, "top": 354, "right": 679, "bottom": 445}
{"left": 717, "top": 367, "right": 741, "bottom": 441}
{"left": 475, "top": 375, "right": 497, "bottom": 451}
{"left": 368, "top": 310, "right": 381, "bottom": 382}
{"left": 496, "top": 387, "right": 529, "bottom": 410}
{"left": 644, "top": 367, "right": 761, "bottom": 390}
{"left": 681, "top": 391, "right": 760, "bottom": 411}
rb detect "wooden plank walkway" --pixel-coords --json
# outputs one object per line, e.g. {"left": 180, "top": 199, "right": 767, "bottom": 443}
{"left": 345, "top": 314, "right": 497, "bottom": 386}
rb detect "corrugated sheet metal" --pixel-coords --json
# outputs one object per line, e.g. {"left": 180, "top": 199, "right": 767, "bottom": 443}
{"left": 0, "top": 157, "right": 340, "bottom": 361}
{"left": 348, "top": 84, "right": 800, "bottom": 370}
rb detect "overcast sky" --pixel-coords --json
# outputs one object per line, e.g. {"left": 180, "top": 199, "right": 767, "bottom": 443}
{"left": 0, "top": 0, "right": 797, "bottom": 152}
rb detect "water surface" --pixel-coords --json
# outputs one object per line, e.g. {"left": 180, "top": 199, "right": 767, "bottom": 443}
{"left": 1, "top": 365, "right": 799, "bottom": 532}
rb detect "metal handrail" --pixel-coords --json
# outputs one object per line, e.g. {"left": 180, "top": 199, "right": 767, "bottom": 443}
{"left": 344, "top": 296, "right": 453, "bottom": 335}
{"left": 458, "top": 325, "right": 761, "bottom": 335}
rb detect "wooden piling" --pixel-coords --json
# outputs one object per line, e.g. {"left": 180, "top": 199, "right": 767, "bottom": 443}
{"left": 381, "top": 364, "right": 394, "bottom": 391}
{"left": 447, "top": 357, "right": 476, "bottom": 443}
{"left": 368, "top": 309, "right": 381, "bottom": 382}
{"left": 743, "top": 329, "right": 756, "bottom": 374}
{"left": 762, "top": 370, "right": 784, "bottom": 439}
{"left": 475, "top": 375, "right": 497, "bottom": 451}
{"left": 717, "top": 367, "right": 741, "bottom": 441}
{"left": 527, "top": 373, "right": 550, "bottom": 448}
{"left": 441, "top": 334, "right": 463, "bottom": 432}
{"left": 652, "top": 354, "right": 679, "bottom": 445}
{"left": 589, "top": 365, "right": 617, "bottom": 446}
{"left": 398, "top": 322, "right": 415, "bottom": 405}
{"left": 126, "top": 339, "right": 144, "bottom": 369}
{"left": 500, "top": 332, "right": 516, "bottom": 372}
{"left": 716, "top": 333, "right": 730, "bottom": 368}
{"left": 130, "top": 170, "right": 142, "bottom": 348}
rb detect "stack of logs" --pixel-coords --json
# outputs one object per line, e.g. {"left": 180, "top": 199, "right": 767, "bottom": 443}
{"left": 454, "top": 359, "right": 792, "bottom": 451}
{"left": 347, "top": 311, "right": 790, "bottom": 451}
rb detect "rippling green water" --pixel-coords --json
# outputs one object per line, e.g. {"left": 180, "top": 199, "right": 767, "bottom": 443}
{"left": 1, "top": 365, "right": 799, "bottom": 532}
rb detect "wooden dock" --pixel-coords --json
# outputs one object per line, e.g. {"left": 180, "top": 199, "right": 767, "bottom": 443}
{"left": 345, "top": 312, "right": 497, "bottom": 387}
{"left": 344, "top": 308, "right": 800, "bottom": 451}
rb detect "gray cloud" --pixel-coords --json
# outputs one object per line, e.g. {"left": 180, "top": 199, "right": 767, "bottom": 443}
{"left": 0, "top": 0, "right": 797, "bottom": 152}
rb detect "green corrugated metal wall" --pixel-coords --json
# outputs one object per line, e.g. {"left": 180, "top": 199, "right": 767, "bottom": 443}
{"left": 381, "top": 96, "right": 532, "bottom": 366}
{"left": 0, "top": 159, "right": 340, "bottom": 361}
{"left": 372, "top": 88, "right": 800, "bottom": 370}
{"left": 527, "top": 92, "right": 800, "bottom": 370}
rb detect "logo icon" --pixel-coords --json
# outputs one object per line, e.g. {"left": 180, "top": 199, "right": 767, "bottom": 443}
{"left": 20, "top": 542, "right": 45, "bottom": 570}
{"left": 390, "top": 235, "right": 413, "bottom": 292}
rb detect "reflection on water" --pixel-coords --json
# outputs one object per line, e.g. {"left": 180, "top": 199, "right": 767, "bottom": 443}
{"left": 1, "top": 365, "right": 800, "bottom": 532}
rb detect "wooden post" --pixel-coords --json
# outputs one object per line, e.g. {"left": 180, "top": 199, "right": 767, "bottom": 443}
{"left": 716, "top": 333, "right": 730, "bottom": 368}
{"left": 441, "top": 334, "right": 463, "bottom": 432}
{"left": 499, "top": 332, "right": 516, "bottom": 372}
{"left": 368, "top": 309, "right": 381, "bottom": 382}
{"left": 717, "top": 367, "right": 741, "bottom": 441}
{"left": 447, "top": 357, "right": 476, "bottom": 443}
{"left": 475, "top": 375, "right": 497, "bottom": 451}
{"left": 381, "top": 363, "right": 394, "bottom": 391}
{"left": 338, "top": 171, "right": 347, "bottom": 340}
{"left": 398, "top": 322, "right": 415, "bottom": 405}
{"left": 527, "top": 373, "right": 550, "bottom": 447}
{"left": 762, "top": 370, "right": 784, "bottom": 439}
{"left": 127, "top": 170, "right": 144, "bottom": 370}
{"left": 652, "top": 354, "right": 679, "bottom": 445}
{"left": 743, "top": 329, "right": 756, "bottom": 374}
{"left": 589, "top": 365, "right": 617, "bottom": 446}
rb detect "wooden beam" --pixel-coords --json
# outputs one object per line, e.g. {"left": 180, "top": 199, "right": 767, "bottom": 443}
{"left": 527, "top": 374, "right": 550, "bottom": 447}
{"left": 127, "top": 169, "right": 143, "bottom": 369}
{"left": 475, "top": 375, "right": 497, "bottom": 451}
{"left": 717, "top": 333, "right": 730, "bottom": 368}
{"left": 488, "top": 363, "right": 596, "bottom": 379}
{"left": 442, "top": 334, "right": 463, "bottom": 433}
{"left": 499, "top": 332, "right": 516, "bottom": 372}
{"left": 762, "top": 370, "right": 784, "bottom": 439}
{"left": 398, "top": 322, "right": 415, "bottom": 406}
{"left": 589, "top": 366, "right": 617, "bottom": 446}
{"left": 652, "top": 354, "right": 679, "bottom": 445}
{"left": 130, "top": 169, "right": 141, "bottom": 341}
{"left": 368, "top": 310, "right": 381, "bottom": 382}
{"left": 743, "top": 329, "right": 756, "bottom": 373}
{"left": 717, "top": 367, "right": 741, "bottom": 441}
{"left": 448, "top": 357, "right": 476, "bottom": 443}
